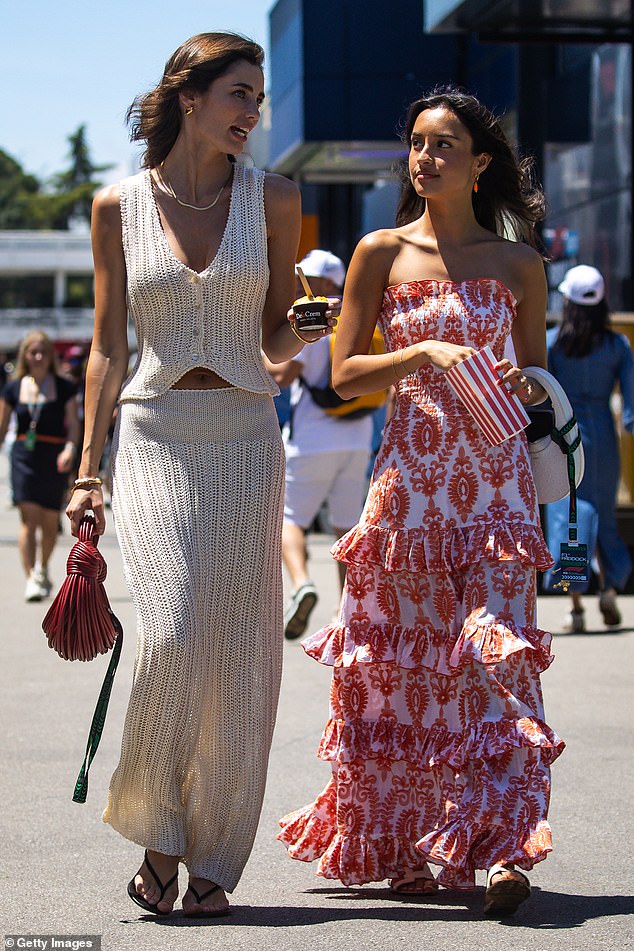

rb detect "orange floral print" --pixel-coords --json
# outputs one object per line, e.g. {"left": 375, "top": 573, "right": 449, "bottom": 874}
{"left": 279, "top": 280, "right": 563, "bottom": 889}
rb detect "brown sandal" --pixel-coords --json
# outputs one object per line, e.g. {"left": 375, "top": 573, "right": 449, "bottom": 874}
{"left": 484, "top": 864, "right": 531, "bottom": 917}
{"left": 389, "top": 864, "right": 439, "bottom": 896}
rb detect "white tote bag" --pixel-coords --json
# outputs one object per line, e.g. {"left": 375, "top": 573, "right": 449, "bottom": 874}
{"left": 523, "top": 366, "right": 584, "bottom": 504}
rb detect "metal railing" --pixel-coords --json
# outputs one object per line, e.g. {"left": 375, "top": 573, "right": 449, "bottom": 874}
{"left": 0, "top": 308, "right": 136, "bottom": 348}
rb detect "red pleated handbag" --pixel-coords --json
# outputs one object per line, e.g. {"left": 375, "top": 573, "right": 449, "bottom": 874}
{"left": 42, "top": 514, "right": 123, "bottom": 802}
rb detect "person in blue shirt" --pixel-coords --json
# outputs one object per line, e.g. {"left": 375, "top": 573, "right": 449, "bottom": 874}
{"left": 544, "top": 265, "right": 634, "bottom": 631}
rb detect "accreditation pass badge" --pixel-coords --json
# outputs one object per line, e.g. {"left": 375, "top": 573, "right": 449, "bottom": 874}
{"left": 559, "top": 542, "right": 589, "bottom": 584}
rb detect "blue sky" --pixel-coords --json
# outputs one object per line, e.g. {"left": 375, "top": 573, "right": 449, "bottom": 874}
{"left": 1, "top": 0, "right": 273, "bottom": 183}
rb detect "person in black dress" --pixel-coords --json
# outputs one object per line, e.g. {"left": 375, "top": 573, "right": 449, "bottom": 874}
{"left": 0, "top": 330, "right": 80, "bottom": 601}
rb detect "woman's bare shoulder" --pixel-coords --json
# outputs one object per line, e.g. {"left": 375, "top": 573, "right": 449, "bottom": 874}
{"left": 352, "top": 228, "right": 403, "bottom": 266}
{"left": 92, "top": 183, "right": 123, "bottom": 231}
{"left": 93, "top": 182, "right": 121, "bottom": 209}
{"left": 490, "top": 236, "right": 542, "bottom": 271}
{"left": 343, "top": 230, "right": 403, "bottom": 297}
{"left": 263, "top": 172, "right": 300, "bottom": 233}
{"left": 263, "top": 171, "right": 300, "bottom": 204}
{"left": 91, "top": 183, "right": 124, "bottom": 257}
{"left": 482, "top": 237, "right": 544, "bottom": 299}
{"left": 359, "top": 227, "right": 403, "bottom": 249}
{"left": 506, "top": 241, "right": 545, "bottom": 290}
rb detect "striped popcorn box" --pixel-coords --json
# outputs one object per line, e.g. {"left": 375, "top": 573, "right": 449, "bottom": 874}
{"left": 445, "top": 345, "right": 530, "bottom": 445}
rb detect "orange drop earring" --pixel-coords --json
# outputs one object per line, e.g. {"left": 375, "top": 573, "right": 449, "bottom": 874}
{"left": 473, "top": 177, "right": 479, "bottom": 193}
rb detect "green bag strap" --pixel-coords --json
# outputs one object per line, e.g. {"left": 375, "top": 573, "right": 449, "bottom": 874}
{"left": 550, "top": 416, "right": 582, "bottom": 543}
{"left": 72, "top": 613, "right": 123, "bottom": 804}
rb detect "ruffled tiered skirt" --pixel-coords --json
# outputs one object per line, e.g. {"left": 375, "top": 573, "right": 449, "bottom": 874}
{"left": 278, "top": 448, "right": 564, "bottom": 889}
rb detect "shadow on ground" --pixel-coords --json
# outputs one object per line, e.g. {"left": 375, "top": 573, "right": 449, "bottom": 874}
{"left": 121, "top": 887, "right": 634, "bottom": 931}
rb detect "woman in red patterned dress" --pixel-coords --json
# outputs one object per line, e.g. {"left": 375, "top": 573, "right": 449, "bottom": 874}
{"left": 278, "top": 88, "right": 564, "bottom": 917}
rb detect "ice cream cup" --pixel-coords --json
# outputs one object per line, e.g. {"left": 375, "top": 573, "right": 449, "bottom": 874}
{"left": 292, "top": 296, "right": 329, "bottom": 332}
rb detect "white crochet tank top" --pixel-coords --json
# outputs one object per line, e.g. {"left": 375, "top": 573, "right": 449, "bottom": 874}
{"left": 118, "top": 163, "right": 277, "bottom": 401}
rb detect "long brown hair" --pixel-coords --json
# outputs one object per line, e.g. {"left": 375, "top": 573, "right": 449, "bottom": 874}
{"left": 127, "top": 32, "right": 265, "bottom": 169}
{"left": 13, "top": 330, "right": 58, "bottom": 379}
{"left": 395, "top": 86, "right": 546, "bottom": 248}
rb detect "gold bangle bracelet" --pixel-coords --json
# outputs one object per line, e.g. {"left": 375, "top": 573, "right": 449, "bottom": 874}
{"left": 73, "top": 477, "right": 103, "bottom": 491}
{"left": 289, "top": 321, "right": 317, "bottom": 345}
{"left": 392, "top": 348, "right": 408, "bottom": 380}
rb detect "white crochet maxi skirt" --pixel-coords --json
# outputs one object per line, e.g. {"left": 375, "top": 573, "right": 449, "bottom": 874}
{"left": 103, "top": 387, "right": 284, "bottom": 891}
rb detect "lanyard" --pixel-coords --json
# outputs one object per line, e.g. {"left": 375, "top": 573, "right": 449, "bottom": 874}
{"left": 24, "top": 376, "right": 48, "bottom": 450}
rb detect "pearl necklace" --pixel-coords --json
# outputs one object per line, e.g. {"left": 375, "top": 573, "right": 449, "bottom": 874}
{"left": 157, "top": 163, "right": 232, "bottom": 212}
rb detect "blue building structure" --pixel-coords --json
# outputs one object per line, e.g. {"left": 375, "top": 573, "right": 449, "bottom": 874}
{"left": 268, "top": 0, "right": 632, "bottom": 313}
{"left": 266, "top": 0, "right": 634, "bottom": 560}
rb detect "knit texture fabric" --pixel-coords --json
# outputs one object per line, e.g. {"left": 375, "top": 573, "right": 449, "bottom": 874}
{"left": 105, "top": 387, "right": 284, "bottom": 890}
{"left": 104, "top": 160, "right": 285, "bottom": 892}
{"left": 119, "top": 164, "right": 278, "bottom": 401}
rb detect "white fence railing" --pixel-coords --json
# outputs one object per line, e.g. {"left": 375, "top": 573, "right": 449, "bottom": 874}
{"left": 0, "top": 231, "right": 92, "bottom": 272}
{"left": 0, "top": 309, "right": 136, "bottom": 349}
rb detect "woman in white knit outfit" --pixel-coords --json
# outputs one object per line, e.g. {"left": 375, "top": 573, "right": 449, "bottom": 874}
{"left": 66, "top": 32, "right": 335, "bottom": 918}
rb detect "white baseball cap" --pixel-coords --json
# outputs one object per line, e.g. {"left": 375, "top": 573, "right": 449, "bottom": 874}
{"left": 298, "top": 249, "right": 346, "bottom": 289}
{"left": 558, "top": 265, "right": 605, "bottom": 306}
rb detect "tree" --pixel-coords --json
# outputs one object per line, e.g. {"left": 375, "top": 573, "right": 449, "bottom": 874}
{"left": 0, "top": 149, "right": 42, "bottom": 229}
{"left": 50, "top": 124, "right": 113, "bottom": 226}
{"left": 0, "top": 125, "right": 112, "bottom": 230}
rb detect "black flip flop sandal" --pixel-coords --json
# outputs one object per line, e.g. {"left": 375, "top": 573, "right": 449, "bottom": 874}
{"left": 183, "top": 882, "right": 231, "bottom": 918}
{"left": 127, "top": 849, "right": 178, "bottom": 916}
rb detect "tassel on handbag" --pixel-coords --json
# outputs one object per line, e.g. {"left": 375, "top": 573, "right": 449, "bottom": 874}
{"left": 42, "top": 514, "right": 123, "bottom": 802}
{"left": 42, "top": 515, "right": 117, "bottom": 660}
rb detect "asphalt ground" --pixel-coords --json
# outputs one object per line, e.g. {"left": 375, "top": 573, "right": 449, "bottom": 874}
{"left": 1, "top": 451, "right": 633, "bottom": 951}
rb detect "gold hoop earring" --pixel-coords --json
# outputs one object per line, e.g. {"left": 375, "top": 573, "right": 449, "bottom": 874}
{"left": 185, "top": 106, "right": 193, "bottom": 116}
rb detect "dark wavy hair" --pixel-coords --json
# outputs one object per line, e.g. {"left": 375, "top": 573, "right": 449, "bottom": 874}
{"left": 554, "top": 297, "right": 612, "bottom": 358}
{"left": 127, "top": 32, "right": 264, "bottom": 169}
{"left": 395, "top": 86, "right": 546, "bottom": 248}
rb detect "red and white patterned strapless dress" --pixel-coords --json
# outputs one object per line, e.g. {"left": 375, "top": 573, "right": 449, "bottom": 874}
{"left": 278, "top": 279, "right": 564, "bottom": 889}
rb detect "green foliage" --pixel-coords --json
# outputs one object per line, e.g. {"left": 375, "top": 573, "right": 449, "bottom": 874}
{"left": 0, "top": 125, "right": 113, "bottom": 230}
{"left": 53, "top": 125, "right": 112, "bottom": 189}
{"left": 0, "top": 149, "right": 42, "bottom": 228}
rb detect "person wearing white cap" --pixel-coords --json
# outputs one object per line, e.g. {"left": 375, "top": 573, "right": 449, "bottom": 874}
{"left": 296, "top": 249, "right": 347, "bottom": 290}
{"left": 265, "top": 249, "right": 375, "bottom": 640}
{"left": 543, "top": 264, "right": 634, "bottom": 631}
{"left": 557, "top": 264, "right": 605, "bottom": 307}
